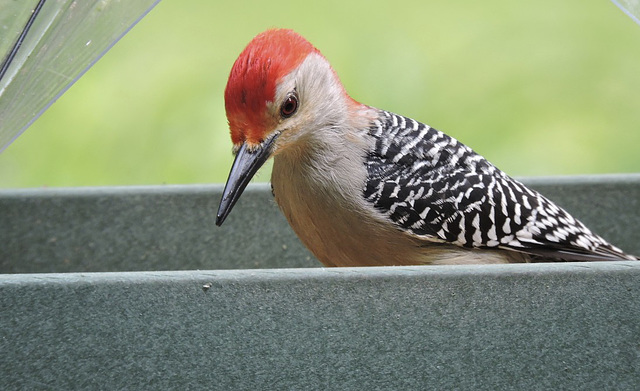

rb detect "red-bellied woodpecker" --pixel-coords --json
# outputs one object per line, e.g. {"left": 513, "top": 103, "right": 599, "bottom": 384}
{"left": 215, "top": 28, "right": 637, "bottom": 266}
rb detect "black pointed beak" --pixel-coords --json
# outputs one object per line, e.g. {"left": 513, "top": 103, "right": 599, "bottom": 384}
{"left": 216, "top": 135, "right": 277, "bottom": 226}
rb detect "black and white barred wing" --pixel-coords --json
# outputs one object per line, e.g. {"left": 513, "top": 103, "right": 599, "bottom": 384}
{"left": 364, "top": 111, "right": 634, "bottom": 261}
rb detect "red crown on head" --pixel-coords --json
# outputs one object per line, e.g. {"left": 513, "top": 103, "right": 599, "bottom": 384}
{"left": 224, "top": 29, "right": 319, "bottom": 146}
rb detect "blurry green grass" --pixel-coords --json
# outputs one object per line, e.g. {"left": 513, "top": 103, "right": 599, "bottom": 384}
{"left": 0, "top": 0, "right": 638, "bottom": 188}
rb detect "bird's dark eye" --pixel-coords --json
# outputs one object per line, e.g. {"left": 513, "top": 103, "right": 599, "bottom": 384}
{"left": 280, "top": 94, "right": 298, "bottom": 118}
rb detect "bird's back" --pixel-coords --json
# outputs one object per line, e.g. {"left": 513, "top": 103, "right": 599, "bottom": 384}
{"left": 363, "top": 110, "right": 636, "bottom": 263}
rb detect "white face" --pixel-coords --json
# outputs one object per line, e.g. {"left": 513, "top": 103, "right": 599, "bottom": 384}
{"left": 266, "top": 53, "right": 350, "bottom": 157}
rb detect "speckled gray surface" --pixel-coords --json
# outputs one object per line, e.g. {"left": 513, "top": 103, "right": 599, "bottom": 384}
{"left": 1, "top": 175, "right": 640, "bottom": 389}
{"left": 1, "top": 263, "right": 639, "bottom": 390}
{"left": 0, "top": 184, "right": 317, "bottom": 273}
{"left": 1, "top": 174, "right": 639, "bottom": 273}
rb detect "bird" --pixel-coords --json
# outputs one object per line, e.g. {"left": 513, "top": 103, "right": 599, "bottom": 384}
{"left": 215, "top": 28, "right": 637, "bottom": 266}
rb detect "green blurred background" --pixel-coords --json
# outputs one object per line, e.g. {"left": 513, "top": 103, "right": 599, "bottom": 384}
{"left": 0, "top": 0, "right": 638, "bottom": 188}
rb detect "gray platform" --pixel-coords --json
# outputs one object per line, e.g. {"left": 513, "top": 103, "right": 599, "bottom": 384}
{"left": 1, "top": 174, "right": 640, "bottom": 389}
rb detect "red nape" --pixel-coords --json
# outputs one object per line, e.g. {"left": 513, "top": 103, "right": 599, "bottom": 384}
{"left": 224, "top": 29, "right": 319, "bottom": 146}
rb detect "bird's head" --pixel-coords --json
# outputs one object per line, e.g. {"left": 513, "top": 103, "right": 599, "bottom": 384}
{"left": 216, "top": 28, "right": 358, "bottom": 225}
